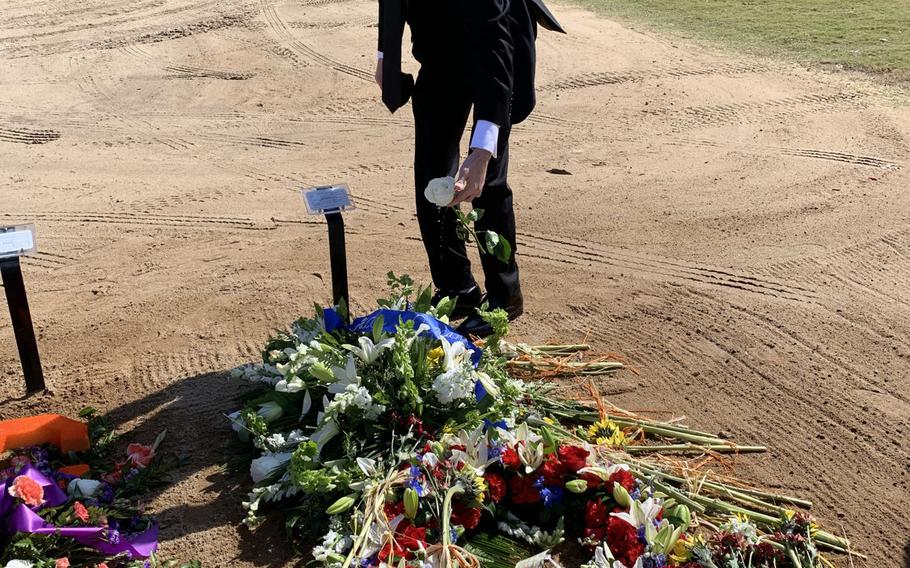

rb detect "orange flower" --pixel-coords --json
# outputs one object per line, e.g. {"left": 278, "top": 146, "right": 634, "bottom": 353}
{"left": 8, "top": 475, "right": 44, "bottom": 507}
{"left": 55, "top": 558, "right": 70, "bottom": 568}
{"left": 73, "top": 501, "right": 90, "bottom": 523}
{"left": 126, "top": 443, "right": 154, "bottom": 468}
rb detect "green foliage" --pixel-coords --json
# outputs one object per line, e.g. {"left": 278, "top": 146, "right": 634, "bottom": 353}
{"left": 463, "top": 533, "right": 536, "bottom": 568}
{"left": 378, "top": 272, "right": 415, "bottom": 308}
{"left": 476, "top": 304, "right": 510, "bottom": 348}
{"left": 578, "top": 0, "right": 910, "bottom": 78}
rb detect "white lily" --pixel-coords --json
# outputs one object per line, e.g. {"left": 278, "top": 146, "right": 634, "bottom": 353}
{"left": 518, "top": 440, "right": 545, "bottom": 473}
{"left": 300, "top": 390, "right": 313, "bottom": 418}
{"left": 356, "top": 457, "right": 377, "bottom": 477}
{"left": 577, "top": 463, "right": 631, "bottom": 481}
{"left": 611, "top": 497, "right": 663, "bottom": 530}
{"left": 328, "top": 355, "right": 360, "bottom": 394}
{"left": 344, "top": 336, "right": 394, "bottom": 365}
{"left": 440, "top": 338, "right": 471, "bottom": 371}
{"left": 475, "top": 370, "right": 500, "bottom": 399}
{"left": 311, "top": 417, "right": 340, "bottom": 455}
{"left": 448, "top": 426, "right": 498, "bottom": 475}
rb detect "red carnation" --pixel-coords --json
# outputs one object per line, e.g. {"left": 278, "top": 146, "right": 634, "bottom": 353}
{"left": 585, "top": 499, "right": 609, "bottom": 528}
{"left": 540, "top": 455, "right": 564, "bottom": 486}
{"left": 378, "top": 520, "right": 427, "bottom": 562}
{"left": 607, "top": 469, "right": 637, "bottom": 494}
{"left": 501, "top": 447, "right": 521, "bottom": 469}
{"left": 384, "top": 500, "right": 405, "bottom": 520}
{"left": 451, "top": 503, "right": 482, "bottom": 530}
{"left": 606, "top": 517, "right": 645, "bottom": 567}
{"left": 509, "top": 475, "right": 541, "bottom": 505}
{"left": 484, "top": 472, "right": 506, "bottom": 503}
{"left": 399, "top": 522, "right": 428, "bottom": 550}
{"left": 557, "top": 445, "right": 589, "bottom": 472}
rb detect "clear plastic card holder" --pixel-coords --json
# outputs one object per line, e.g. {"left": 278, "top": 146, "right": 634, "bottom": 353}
{"left": 0, "top": 224, "right": 37, "bottom": 259}
{"left": 302, "top": 184, "right": 355, "bottom": 215}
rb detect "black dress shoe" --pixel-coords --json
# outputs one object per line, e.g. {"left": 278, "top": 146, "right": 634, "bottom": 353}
{"left": 455, "top": 292, "right": 524, "bottom": 338}
{"left": 432, "top": 286, "right": 482, "bottom": 320}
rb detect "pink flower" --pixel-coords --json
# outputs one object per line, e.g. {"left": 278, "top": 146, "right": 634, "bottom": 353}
{"left": 126, "top": 443, "right": 155, "bottom": 468}
{"left": 97, "top": 564, "right": 110, "bottom": 568}
{"left": 55, "top": 559, "right": 70, "bottom": 568}
{"left": 8, "top": 475, "right": 44, "bottom": 507}
{"left": 73, "top": 501, "right": 90, "bottom": 523}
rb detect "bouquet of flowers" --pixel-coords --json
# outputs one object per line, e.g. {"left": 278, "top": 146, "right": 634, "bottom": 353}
{"left": 0, "top": 410, "right": 198, "bottom": 568}
{"left": 226, "top": 276, "right": 855, "bottom": 568}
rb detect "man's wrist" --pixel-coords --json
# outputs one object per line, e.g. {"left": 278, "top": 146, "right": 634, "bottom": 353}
{"left": 470, "top": 148, "right": 493, "bottom": 162}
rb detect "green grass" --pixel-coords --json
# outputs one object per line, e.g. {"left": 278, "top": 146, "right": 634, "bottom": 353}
{"left": 575, "top": 0, "right": 910, "bottom": 79}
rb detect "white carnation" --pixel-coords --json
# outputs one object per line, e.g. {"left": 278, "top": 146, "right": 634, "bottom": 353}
{"left": 424, "top": 176, "right": 455, "bottom": 207}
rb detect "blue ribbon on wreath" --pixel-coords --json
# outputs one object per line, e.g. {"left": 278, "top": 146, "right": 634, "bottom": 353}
{"left": 322, "top": 308, "right": 488, "bottom": 399}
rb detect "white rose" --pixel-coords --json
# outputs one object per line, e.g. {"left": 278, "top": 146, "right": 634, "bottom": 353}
{"left": 6, "top": 561, "right": 34, "bottom": 568}
{"left": 250, "top": 452, "right": 292, "bottom": 483}
{"left": 424, "top": 176, "right": 455, "bottom": 207}
{"left": 68, "top": 478, "right": 102, "bottom": 498}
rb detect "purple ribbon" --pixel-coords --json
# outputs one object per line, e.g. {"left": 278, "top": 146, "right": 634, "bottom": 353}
{"left": 2, "top": 465, "right": 158, "bottom": 558}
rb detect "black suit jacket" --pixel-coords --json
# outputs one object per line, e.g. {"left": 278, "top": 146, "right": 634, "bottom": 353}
{"left": 378, "top": 0, "right": 563, "bottom": 125}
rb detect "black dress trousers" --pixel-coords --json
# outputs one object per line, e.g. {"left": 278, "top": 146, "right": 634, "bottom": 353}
{"left": 411, "top": 67, "right": 520, "bottom": 300}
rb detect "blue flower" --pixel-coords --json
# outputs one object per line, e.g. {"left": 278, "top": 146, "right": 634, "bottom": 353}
{"left": 482, "top": 419, "right": 508, "bottom": 432}
{"left": 540, "top": 486, "right": 564, "bottom": 508}
{"left": 406, "top": 466, "right": 427, "bottom": 496}
{"left": 640, "top": 554, "right": 668, "bottom": 568}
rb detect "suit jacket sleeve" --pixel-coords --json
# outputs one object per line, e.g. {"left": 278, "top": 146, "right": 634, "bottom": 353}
{"left": 377, "top": 0, "right": 384, "bottom": 51}
{"left": 463, "top": 0, "right": 515, "bottom": 127}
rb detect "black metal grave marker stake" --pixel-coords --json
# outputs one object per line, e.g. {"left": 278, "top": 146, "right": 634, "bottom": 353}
{"left": 0, "top": 224, "right": 45, "bottom": 393}
{"left": 302, "top": 185, "right": 355, "bottom": 322}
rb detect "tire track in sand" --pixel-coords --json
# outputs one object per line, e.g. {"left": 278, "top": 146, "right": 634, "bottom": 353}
{"left": 539, "top": 62, "right": 770, "bottom": 93}
{"left": 518, "top": 231, "right": 816, "bottom": 303}
{"left": 259, "top": 0, "right": 373, "bottom": 82}
{"left": 670, "top": 137, "right": 902, "bottom": 170}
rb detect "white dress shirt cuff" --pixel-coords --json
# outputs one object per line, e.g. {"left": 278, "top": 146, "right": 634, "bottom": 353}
{"left": 377, "top": 51, "right": 384, "bottom": 60}
{"left": 470, "top": 120, "right": 499, "bottom": 158}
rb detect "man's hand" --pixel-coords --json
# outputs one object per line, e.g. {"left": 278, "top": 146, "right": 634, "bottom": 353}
{"left": 375, "top": 60, "right": 383, "bottom": 89}
{"left": 451, "top": 149, "right": 492, "bottom": 205}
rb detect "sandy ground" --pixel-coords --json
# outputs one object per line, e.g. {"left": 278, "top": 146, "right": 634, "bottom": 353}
{"left": 1, "top": 0, "right": 909, "bottom": 566}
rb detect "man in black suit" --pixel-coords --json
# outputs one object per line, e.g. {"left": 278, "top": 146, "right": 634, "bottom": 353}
{"left": 376, "top": 0, "right": 563, "bottom": 336}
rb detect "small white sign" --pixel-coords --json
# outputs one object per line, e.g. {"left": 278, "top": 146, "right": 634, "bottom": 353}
{"left": 302, "top": 184, "right": 355, "bottom": 215}
{"left": 0, "top": 224, "right": 37, "bottom": 259}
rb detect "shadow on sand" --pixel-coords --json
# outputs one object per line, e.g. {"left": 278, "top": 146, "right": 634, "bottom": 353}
{"left": 100, "top": 369, "right": 299, "bottom": 567}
